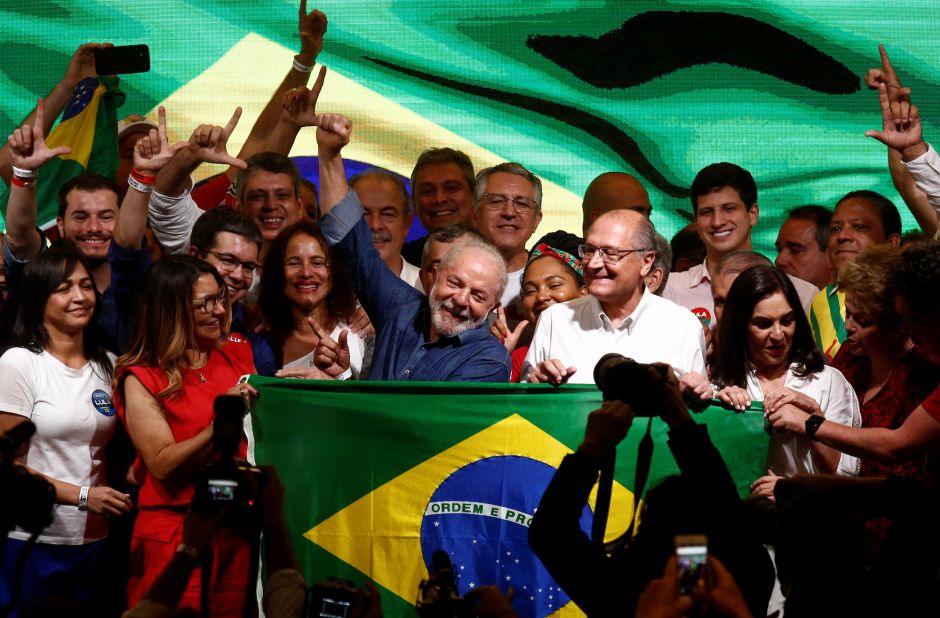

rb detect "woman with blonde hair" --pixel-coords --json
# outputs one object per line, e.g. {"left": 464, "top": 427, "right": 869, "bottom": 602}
{"left": 114, "top": 255, "right": 256, "bottom": 616}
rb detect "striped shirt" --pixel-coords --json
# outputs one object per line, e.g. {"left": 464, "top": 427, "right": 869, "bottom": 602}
{"left": 809, "top": 283, "right": 846, "bottom": 361}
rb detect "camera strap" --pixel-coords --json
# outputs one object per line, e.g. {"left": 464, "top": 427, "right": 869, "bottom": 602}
{"left": 593, "top": 417, "right": 655, "bottom": 554}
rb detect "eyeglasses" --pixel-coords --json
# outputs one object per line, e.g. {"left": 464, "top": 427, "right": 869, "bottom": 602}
{"left": 577, "top": 244, "right": 649, "bottom": 265}
{"left": 191, "top": 291, "right": 227, "bottom": 314}
{"left": 478, "top": 193, "right": 538, "bottom": 214}
{"left": 201, "top": 249, "right": 260, "bottom": 276}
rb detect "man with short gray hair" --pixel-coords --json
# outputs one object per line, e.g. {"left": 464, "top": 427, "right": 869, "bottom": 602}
{"left": 473, "top": 162, "right": 543, "bottom": 328}
{"left": 523, "top": 210, "right": 706, "bottom": 384}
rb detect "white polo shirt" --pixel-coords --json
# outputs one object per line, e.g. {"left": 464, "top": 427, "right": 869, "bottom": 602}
{"left": 521, "top": 290, "right": 707, "bottom": 383}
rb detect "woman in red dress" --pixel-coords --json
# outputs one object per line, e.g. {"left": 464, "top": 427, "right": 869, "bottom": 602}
{"left": 114, "top": 255, "right": 256, "bottom": 616}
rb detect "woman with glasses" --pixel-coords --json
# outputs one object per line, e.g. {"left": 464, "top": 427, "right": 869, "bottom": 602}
{"left": 0, "top": 242, "right": 131, "bottom": 616}
{"left": 114, "top": 255, "right": 256, "bottom": 615}
{"left": 709, "top": 265, "right": 860, "bottom": 496}
{"left": 252, "top": 220, "right": 364, "bottom": 379}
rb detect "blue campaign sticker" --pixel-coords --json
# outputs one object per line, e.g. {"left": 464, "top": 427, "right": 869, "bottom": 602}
{"left": 91, "top": 389, "right": 115, "bottom": 417}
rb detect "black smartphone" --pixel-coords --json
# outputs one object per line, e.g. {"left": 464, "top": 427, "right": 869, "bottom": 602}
{"left": 94, "top": 44, "right": 150, "bottom": 75}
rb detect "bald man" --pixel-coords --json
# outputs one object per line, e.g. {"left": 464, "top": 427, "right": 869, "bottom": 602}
{"left": 523, "top": 210, "right": 705, "bottom": 384}
{"left": 581, "top": 172, "right": 652, "bottom": 235}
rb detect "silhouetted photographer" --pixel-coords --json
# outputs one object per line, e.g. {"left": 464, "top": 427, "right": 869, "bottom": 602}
{"left": 529, "top": 358, "right": 773, "bottom": 617}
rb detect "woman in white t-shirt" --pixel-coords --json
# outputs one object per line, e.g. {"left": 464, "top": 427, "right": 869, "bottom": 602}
{"left": 0, "top": 242, "right": 132, "bottom": 615}
{"left": 250, "top": 220, "right": 367, "bottom": 378}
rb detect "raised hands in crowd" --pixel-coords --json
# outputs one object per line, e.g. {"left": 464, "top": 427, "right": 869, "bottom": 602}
{"left": 5, "top": 13, "right": 940, "bottom": 617}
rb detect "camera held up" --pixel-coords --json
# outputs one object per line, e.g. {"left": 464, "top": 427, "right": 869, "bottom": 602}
{"left": 191, "top": 395, "right": 267, "bottom": 527}
{"left": 593, "top": 354, "right": 671, "bottom": 416}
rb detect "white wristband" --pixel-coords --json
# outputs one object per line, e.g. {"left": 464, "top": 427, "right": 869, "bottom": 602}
{"left": 127, "top": 175, "right": 154, "bottom": 194}
{"left": 335, "top": 368, "right": 353, "bottom": 381}
{"left": 292, "top": 57, "right": 313, "bottom": 73}
{"left": 78, "top": 486, "right": 90, "bottom": 511}
{"left": 11, "top": 165, "right": 36, "bottom": 179}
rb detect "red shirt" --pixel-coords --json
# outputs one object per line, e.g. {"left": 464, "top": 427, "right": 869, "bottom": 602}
{"left": 834, "top": 345, "right": 940, "bottom": 479}
{"left": 115, "top": 338, "right": 254, "bottom": 508}
{"left": 191, "top": 172, "right": 236, "bottom": 210}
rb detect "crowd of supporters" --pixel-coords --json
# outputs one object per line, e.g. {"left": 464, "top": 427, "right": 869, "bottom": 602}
{"left": 1, "top": 6, "right": 939, "bottom": 617}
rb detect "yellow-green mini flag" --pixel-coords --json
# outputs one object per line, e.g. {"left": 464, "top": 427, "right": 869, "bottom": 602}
{"left": 1, "top": 76, "right": 124, "bottom": 230}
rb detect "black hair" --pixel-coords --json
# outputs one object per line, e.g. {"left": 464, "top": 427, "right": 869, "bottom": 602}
{"left": 56, "top": 173, "right": 121, "bottom": 219}
{"left": 835, "top": 190, "right": 901, "bottom": 239}
{"left": 785, "top": 205, "right": 832, "bottom": 252}
{"left": 889, "top": 240, "right": 940, "bottom": 316}
{"left": 9, "top": 240, "right": 112, "bottom": 381}
{"left": 690, "top": 162, "right": 757, "bottom": 214}
{"left": 189, "top": 206, "right": 263, "bottom": 253}
{"left": 258, "top": 220, "right": 357, "bottom": 368}
{"left": 714, "top": 265, "right": 823, "bottom": 387}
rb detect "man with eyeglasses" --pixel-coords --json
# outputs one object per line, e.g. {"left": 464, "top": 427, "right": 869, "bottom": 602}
{"left": 472, "top": 162, "right": 543, "bottom": 329}
{"left": 522, "top": 210, "right": 706, "bottom": 385}
{"left": 187, "top": 207, "right": 262, "bottom": 336}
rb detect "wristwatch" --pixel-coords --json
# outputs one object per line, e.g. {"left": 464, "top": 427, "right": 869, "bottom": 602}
{"left": 805, "top": 415, "right": 825, "bottom": 441}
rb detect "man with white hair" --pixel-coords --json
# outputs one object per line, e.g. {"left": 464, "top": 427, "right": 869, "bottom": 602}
{"left": 315, "top": 112, "right": 510, "bottom": 381}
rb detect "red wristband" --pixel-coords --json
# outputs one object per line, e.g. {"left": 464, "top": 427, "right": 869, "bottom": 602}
{"left": 11, "top": 175, "right": 35, "bottom": 189}
{"left": 130, "top": 169, "right": 156, "bottom": 185}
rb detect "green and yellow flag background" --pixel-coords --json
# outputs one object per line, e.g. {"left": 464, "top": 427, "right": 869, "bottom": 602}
{"left": 249, "top": 378, "right": 768, "bottom": 618}
{"left": 3, "top": 1, "right": 940, "bottom": 245}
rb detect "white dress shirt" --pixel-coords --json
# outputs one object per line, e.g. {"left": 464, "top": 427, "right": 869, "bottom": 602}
{"left": 521, "top": 290, "right": 707, "bottom": 383}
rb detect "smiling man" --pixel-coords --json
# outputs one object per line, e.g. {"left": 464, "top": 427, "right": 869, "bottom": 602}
{"left": 316, "top": 112, "right": 510, "bottom": 381}
{"left": 473, "top": 162, "right": 543, "bottom": 328}
{"left": 663, "top": 162, "right": 818, "bottom": 326}
{"left": 402, "top": 148, "right": 476, "bottom": 266}
{"left": 808, "top": 190, "right": 901, "bottom": 360}
{"left": 522, "top": 210, "right": 705, "bottom": 384}
{"left": 348, "top": 169, "right": 421, "bottom": 289}
{"left": 187, "top": 206, "right": 262, "bottom": 336}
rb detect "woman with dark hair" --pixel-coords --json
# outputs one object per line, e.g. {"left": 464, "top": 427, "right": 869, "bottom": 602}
{"left": 251, "top": 220, "right": 363, "bottom": 379}
{"left": 712, "top": 265, "right": 860, "bottom": 487}
{"left": 505, "top": 243, "right": 586, "bottom": 381}
{"left": 114, "top": 255, "right": 256, "bottom": 615}
{"left": 0, "top": 241, "right": 131, "bottom": 615}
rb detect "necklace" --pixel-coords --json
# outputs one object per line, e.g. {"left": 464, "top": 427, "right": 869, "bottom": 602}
{"left": 189, "top": 351, "right": 209, "bottom": 383}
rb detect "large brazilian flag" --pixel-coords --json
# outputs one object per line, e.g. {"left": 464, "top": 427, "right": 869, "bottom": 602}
{"left": 249, "top": 378, "right": 767, "bottom": 618}
{"left": 3, "top": 1, "right": 940, "bottom": 246}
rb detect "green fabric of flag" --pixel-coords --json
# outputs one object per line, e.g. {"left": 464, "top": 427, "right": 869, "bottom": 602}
{"left": 249, "top": 377, "right": 768, "bottom": 618}
{"left": 1, "top": 76, "right": 124, "bottom": 230}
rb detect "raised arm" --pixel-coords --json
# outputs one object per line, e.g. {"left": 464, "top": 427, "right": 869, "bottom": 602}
{"left": 316, "top": 112, "right": 353, "bottom": 215}
{"left": 864, "top": 45, "right": 937, "bottom": 236}
{"left": 0, "top": 43, "right": 110, "bottom": 184}
{"left": 234, "top": 2, "right": 328, "bottom": 170}
{"left": 113, "top": 106, "right": 186, "bottom": 250}
{"left": 5, "top": 99, "right": 72, "bottom": 259}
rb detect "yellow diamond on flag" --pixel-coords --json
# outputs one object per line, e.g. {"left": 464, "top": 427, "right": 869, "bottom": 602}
{"left": 305, "top": 413, "right": 634, "bottom": 618}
